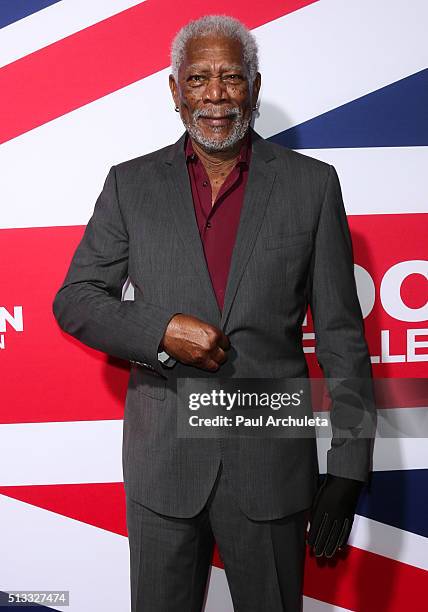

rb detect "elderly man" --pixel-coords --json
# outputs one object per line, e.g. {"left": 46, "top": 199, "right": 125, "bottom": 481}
{"left": 53, "top": 14, "right": 375, "bottom": 612}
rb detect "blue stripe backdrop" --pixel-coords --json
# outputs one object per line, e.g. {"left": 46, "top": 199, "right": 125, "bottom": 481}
{"left": 271, "top": 69, "right": 428, "bottom": 149}
{"left": 357, "top": 469, "right": 428, "bottom": 538}
{"left": 0, "top": 0, "right": 62, "bottom": 29}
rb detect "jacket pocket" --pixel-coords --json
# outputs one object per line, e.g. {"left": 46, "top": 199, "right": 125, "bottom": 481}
{"left": 264, "top": 230, "right": 312, "bottom": 250}
{"left": 134, "top": 367, "right": 166, "bottom": 401}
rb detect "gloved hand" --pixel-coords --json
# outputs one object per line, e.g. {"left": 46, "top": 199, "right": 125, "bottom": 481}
{"left": 307, "top": 474, "right": 364, "bottom": 558}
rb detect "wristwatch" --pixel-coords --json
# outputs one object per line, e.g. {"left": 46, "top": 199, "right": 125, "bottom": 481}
{"left": 130, "top": 351, "right": 176, "bottom": 370}
{"left": 157, "top": 350, "right": 176, "bottom": 368}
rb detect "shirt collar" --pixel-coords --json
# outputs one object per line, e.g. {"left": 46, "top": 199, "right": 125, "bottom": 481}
{"left": 184, "top": 129, "right": 252, "bottom": 167}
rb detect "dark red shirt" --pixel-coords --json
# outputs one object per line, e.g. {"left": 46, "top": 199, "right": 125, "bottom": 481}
{"left": 184, "top": 130, "right": 252, "bottom": 311}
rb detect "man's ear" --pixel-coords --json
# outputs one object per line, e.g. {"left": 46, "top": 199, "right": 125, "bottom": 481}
{"left": 252, "top": 72, "right": 261, "bottom": 107}
{"left": 169, "top": 74, "right": 179, "bottom": 108}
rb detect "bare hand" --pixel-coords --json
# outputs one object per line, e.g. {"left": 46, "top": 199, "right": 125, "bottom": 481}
{"left": 160, "top": 314, "right": 230, "bottom": 372}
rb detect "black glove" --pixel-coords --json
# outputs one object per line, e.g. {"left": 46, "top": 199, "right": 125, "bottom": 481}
{"left": 307, "top": 474, "right": 364, "bottom": 558}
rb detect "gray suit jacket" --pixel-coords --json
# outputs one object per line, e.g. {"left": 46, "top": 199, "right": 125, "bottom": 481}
{"left": 52, "top": 127, "right": 376, "bottom": 519}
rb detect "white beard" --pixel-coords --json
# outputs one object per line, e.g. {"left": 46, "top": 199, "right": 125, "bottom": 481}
{"left": 181, "top": 107, "right": 252, "bottom": 152}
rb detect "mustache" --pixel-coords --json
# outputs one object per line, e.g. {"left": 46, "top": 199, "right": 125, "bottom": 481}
{"left": 192, "top": 107, "right": 241, "bottom": 120}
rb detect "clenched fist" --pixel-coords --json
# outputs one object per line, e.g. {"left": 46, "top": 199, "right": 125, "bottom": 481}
{"left": 160, "top": 314, "right": 230, "bottom": 372}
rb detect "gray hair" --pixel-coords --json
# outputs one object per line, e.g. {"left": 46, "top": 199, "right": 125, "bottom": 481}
{"left": 170, "top": 15, "right": 259, "bottom": 89}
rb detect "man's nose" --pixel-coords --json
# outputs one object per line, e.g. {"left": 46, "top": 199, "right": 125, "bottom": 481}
{"left": 203, "top": 77, "right": 229, "bottom": 103}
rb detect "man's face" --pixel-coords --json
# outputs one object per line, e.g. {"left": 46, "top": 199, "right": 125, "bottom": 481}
{"left": 169, "top": 34, "right": 261, "bottom": 152}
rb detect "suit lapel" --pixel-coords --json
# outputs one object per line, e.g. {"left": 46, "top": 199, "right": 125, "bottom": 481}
{"left": 163, "top": 132, "right": 221, "bottom": 320}
{"left": 163, "top": 128, "right": 277, "bottom": 327}
{"left": 221, "top": 130, "right": 277, "bottom": 329}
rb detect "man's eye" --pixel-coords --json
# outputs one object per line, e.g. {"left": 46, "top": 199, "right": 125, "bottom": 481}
{"left": 189, "top": 75, "right": 204, "bottom": 82}
{"left": 225, "top": 74, "right": 242, "bottom": 80}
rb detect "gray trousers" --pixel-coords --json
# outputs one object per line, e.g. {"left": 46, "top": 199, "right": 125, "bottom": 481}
{"left": 126, "top": 462, "right": 309, "bottom": 612}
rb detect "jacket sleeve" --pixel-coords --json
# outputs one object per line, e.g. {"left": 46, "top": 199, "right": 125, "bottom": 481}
{"left": 307, "top": 164, "right": 377, "bottom": 482}
{"left": 52, "top": 165, "right": 178, "bottom": 376}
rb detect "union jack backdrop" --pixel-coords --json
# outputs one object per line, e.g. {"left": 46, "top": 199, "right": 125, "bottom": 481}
{"left": 0, "top": 1, "right": 427, "bottom": 610}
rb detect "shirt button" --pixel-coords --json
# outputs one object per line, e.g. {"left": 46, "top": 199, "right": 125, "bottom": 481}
{"left": 206, "top": 221, "right": 212, "bottom": 228}
{"left": 202, "top": 180, "right": 208, "bottom": 187}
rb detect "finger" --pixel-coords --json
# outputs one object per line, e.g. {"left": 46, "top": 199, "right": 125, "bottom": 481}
{"left": 307, "top": 511, "right": 325, "bottom": 547}
{"left": 314, "top": 514, "right": 331, "bottom": 556}
{"left": 313, "top": 516, "right": 331, "bottom": 556}
{"left": 204, "top": 358, "right": 221, "bottom": 372}
{"left": 337, "top": 517, "right": 351, "bottom": 549}
{"left": 217, "top": 331, "right": 230, "bottom": 351}
{"left": 212, "top": 346, "right": 227, "bottom": 366}
{"left": 307, "top": 503, "right": 327, "bottom": 547}
{"left": 324, "top": 520, "right": 341, "bottom": 558}
{"left": 311, "top": 512, "right": 330, "bottom": 555}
